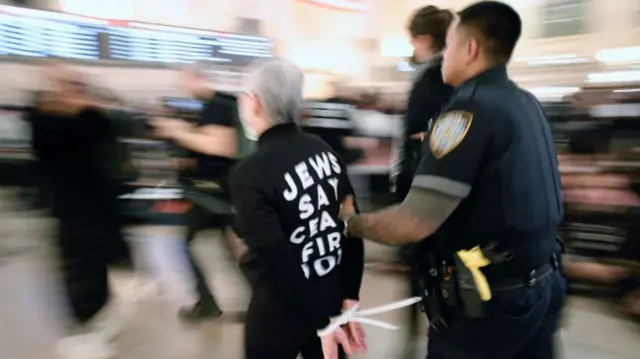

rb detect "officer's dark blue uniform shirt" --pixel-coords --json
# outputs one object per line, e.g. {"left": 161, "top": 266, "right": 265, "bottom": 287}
{"left": 411, "top": 66, "right": 563, "bottom": 271}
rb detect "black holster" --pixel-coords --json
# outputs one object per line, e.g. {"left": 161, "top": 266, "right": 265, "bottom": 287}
{"left": 415, "top": 252, "right": 449, "bottom": 332}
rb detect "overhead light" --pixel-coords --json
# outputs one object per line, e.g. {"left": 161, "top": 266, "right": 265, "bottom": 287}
{"left": 519, "top": 54, "right": 590, "bottom": 66}
{"left": 613, "top": 88, "right": 640, "bottom": 93}
{"left": 396, "top": 61, "right": 414, "bottom": 72}
{"left": 297, "top": 0, "right": 372, "bottom": 11}
{"left": 595, "top": 47, "right": 640, "bottom": 64}
{"left": 380, "top": 36, "right": 413, "bottom": 58}
{"left": 527, "top": 87, "right": 580, "bottom": 97}
{"left": 587, "top": 71, "right": 640, "bottom": 83}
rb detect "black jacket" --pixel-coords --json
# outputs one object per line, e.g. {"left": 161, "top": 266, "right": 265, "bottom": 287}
{"left": 30, "top": 106, "right": 120, "bottom": 219}
{"left": 395, "top": 55, "right": 454, "bottom": 200}
{"left": 230, "top": 123, "right": 364, "bottom": 332}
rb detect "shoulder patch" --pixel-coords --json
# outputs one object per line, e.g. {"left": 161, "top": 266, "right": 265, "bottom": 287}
{"left": 429, "top": 111, "right": 473, "bottom": 159}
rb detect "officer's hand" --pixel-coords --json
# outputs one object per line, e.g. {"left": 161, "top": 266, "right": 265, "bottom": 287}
{"left": 340, "top": 195, "right": 356, "bottom": 218}
{"left": 321, "top": 327, "right": 352, "bottom": 359}
{"left": 409, "top": 132, "right": 426, "bottom": 141}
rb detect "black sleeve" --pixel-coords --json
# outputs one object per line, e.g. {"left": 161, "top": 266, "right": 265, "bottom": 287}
{"left": 31, "top": 108, "right": 110, "bottom": 155}
{"left": 412, "top": 108, "right": 491, "bottom": 198}
{"left": 230, "top": 167, "right": 330, "bottom": 330}
{"left": 201, "top": 97, "right": 235, "bottom": 128}
{"left": 405, "top": 75, "right": 453, "bottom": 137}
{"left": 76, "top": 108, "right": 113, "bottom": 143}
{"left": 338, "top": 174, "right": 364, "bottom": 301}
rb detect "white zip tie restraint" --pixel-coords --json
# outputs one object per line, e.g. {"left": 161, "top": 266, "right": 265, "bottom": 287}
{"left": 317, "top": 296, "right": 422, "bottom": 337}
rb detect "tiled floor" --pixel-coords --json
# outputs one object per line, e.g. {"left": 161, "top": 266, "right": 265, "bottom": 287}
{"left": 0, "top": 211, "right": 639, "bottom": 359}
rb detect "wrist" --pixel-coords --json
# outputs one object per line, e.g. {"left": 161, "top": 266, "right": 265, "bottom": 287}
{"left": 342, "top": 299, "right": 359, "bottom": 310}
{"left": 316, "top": 317, "right": 335, "bottom": 337}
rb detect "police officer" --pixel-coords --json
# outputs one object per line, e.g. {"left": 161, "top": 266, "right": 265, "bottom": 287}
{"left": 230, "top": 59, "right": 365, "bottom": 359}
{"left": 392, "top": 7, "right": 454, "bottom": 354}
{"left": 341, "top": 2, "right": 566, "bottom": 358}
{"left": 152, "top": 62, "right": 245, "bottom": 322}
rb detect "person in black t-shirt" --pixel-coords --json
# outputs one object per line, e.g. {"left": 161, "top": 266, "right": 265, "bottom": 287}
{"left": 230, "top": 59, "right": 365, "bottom": 359}
{"left": 152, "top": 63, "right": 244, "bottom": 322}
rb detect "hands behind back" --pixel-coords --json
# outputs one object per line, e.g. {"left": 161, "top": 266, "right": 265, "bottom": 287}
{"left": 320, "top": 299, "right": 368, "bottom": 359}
{"left": 342, "top": 299, "right": 367, "bottom": 354}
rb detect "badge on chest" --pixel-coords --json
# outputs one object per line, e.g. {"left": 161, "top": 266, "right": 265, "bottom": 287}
{"left": 429, "top": 111, "right": 473, "bottom": 159}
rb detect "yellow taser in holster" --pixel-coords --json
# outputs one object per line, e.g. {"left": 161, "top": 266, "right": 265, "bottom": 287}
{"left": 454, "top": 246, "right": 492, "bottom": 317}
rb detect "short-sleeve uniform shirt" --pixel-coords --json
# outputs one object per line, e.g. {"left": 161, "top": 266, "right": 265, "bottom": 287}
{"left": 411, "top": 66, "right": 563, "bottom": 265}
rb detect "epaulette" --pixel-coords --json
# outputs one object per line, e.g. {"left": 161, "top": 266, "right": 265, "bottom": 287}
{"left": 442, "top": 79, "right": 477, "bottom": 110}
{"left": 456, "top": 80, "right": 477, "bottom": 102}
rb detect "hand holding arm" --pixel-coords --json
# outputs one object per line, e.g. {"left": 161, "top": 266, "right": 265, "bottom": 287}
{"left": 347, "top": 109, "right": 490, "bottom": 246}
{"left": 346, "top": 187, "right": 461, "bottom": 245}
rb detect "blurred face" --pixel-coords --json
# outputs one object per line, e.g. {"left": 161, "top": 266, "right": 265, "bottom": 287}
{"left": 181, "top": 70, "right": 208, "bottom": 99}
{"left": 442, "top": 19, "right": 480, "bottom": 86}
{"left": 47, "top": 65, "right": 85, "bottom": 95}
{"left": 410, "top": 35, "right": 433, "bottom": 63}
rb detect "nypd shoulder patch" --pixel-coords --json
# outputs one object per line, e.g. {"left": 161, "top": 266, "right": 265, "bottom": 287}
{"left": 429, "top": 111, "right": 473, "bottom": 159}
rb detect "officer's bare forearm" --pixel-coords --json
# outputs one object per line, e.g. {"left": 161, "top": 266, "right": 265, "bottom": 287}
{"left": 348, "top": 188, "right": 461, "bottom": 246}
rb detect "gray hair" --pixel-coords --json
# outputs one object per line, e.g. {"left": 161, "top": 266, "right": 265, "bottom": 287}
{"left": 244, "top": 58, "right": 304, "bottom": 124}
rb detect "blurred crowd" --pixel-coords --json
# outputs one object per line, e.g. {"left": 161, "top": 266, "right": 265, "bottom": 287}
{"left": 1, "top": 59, "right": 640, "bottom": 332}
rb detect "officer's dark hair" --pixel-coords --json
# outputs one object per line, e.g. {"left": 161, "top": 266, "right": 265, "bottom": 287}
{"left": 456, "top": 1, "right": 522, "bottom": 63}
{"left": 408, "top": 5, "right": 454, "bottom": 51}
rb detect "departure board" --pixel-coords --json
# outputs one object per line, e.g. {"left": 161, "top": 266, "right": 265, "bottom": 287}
{"left": 0, "top": 5, "right": 272, "bottom": 66}
{"left": 106, "top": 22, "right": 272, "bottom": 65}
{"left": 0, "top": 5, "right": 105, "bottom": 60}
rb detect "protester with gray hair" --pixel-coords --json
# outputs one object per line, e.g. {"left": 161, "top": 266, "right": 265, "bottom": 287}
{"left": 230, "top": 59, "right": 366, "bottom": 359}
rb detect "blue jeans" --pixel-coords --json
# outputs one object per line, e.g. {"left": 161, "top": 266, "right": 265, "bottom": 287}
{"left": 426, "top": 270, "right": 566, "bottom": 359}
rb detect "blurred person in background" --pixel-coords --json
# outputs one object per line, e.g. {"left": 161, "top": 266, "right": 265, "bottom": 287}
{"left": 30, "top": 62, "right": 124, "bottom": 359}
{"left": 302, "top": 82, "right": 360, "bottom": 165}
{"left": 560, "top": 158, "right": 640, "bottom": 320}
{"left": 152, "top": 62, "right": 246, "bottom": 323}
{"left": 391, "top": 5, "right": 454, "bottom": 356}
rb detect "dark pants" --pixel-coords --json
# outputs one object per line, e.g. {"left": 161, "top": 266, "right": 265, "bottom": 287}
{"left": 426, "top": 270, "right": 566, "bottom": 359}
{"left": 244, "top": 294, "right": 346, "bottom": 359}
{"left": 57, "top": 217, "right": 110, "bottom": 324}
{"left": 184, "top": 203, "right": 232, "bottom": 308}
{"left": 396, "top": 171, "right": 422, "bottom": 339}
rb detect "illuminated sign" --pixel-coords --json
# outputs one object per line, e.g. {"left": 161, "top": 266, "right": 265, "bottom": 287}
{"left": 0, "top": 5, "right": 272, "bottom": 65}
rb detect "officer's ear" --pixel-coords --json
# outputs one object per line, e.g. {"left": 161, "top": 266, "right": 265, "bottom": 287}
{"left": 467, "top": 37, "right": 481, "bottom": 63}
{"left": 459, "top": 25, "right": 481, "bottom": 63}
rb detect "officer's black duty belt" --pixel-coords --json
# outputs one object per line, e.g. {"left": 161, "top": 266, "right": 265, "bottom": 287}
{"left": 488, "top": 254, "right": 559, "bottom": 293}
